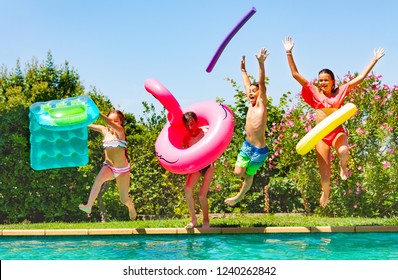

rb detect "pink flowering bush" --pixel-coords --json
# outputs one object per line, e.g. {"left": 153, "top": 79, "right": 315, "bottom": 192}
{"left": 268, "top": 73, "right": 398, "bottom": 217}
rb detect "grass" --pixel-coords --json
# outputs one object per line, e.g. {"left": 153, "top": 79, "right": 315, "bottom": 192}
{"left": 1, "top": 214, "right": 398, "bottom": 230}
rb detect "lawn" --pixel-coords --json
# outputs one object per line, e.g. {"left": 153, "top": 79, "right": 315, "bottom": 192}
{"left": 1, "top": 214, "right": 397, "bottom": 230}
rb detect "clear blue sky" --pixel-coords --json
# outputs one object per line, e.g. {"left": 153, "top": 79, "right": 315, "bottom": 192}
{"left": 1, "top": 0, "right": 397, "bottom": 117}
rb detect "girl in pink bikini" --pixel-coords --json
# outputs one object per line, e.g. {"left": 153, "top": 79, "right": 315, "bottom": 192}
{"left": 79, "top": 110, "right": 137, "bottom": 220}
{"left": 283, "top": 37, "right": 384, "bottom": 207}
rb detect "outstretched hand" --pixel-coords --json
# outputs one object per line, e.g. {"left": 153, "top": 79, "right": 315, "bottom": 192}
{"left": 241, "top": 55, "right": 246, "bottom": 71}
{"left": 255, "top": 48, "right": 269, "bottom": 63}
{"left": 374, "top": 47, "right": 385, "bottom": 61}
{"left": 283, "top": 36, "right": 294, "bottom": 53}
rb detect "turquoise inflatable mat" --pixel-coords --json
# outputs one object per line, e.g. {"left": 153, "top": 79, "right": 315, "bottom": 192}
{"left": 29, "top": 95, "right": 99, "bottom": 170}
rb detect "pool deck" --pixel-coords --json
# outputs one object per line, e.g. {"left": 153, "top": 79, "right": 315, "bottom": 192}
{"left": 1, "top": 226, "right": 398, "bottom": 236}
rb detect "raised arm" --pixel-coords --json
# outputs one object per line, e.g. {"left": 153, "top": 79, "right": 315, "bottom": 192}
{"left": 99, "top": 112, "right": 125, "bottom": 138}
{"left": 347, "top": 48, "right": 385, "bottom": 91}
{"left": 282, "top": 37, "right": 307, "bottom": 86}
{"left": 241, "top": 55, "right": 251, "bottom": 94}
{"left": 88, "top": 123, "right": 106, "bottom": 134}
{"left": 255, "top": 48, "right": 269, "bottom": 105}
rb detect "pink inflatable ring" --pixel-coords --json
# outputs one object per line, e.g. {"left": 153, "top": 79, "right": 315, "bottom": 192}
{"left": 145, "top": 78, "right": 235, "bottom": 174}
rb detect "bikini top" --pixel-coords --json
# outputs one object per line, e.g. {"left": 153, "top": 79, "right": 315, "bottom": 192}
{"left": 102, "top": 131, "right": 127, "bottom": 149}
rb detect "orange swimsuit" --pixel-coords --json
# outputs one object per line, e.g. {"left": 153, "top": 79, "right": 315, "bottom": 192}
{"left": 301, "top": 82, "right": 350, "bottom": 146}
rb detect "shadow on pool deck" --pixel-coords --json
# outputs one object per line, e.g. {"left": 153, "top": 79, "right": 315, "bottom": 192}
{"left": 1, "top": 225, "right": 398, "bottom": 236}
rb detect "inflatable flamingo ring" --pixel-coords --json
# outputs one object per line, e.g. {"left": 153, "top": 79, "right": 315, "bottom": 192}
{"left": 145, "top": 78, "right": 235, "bottom": 174}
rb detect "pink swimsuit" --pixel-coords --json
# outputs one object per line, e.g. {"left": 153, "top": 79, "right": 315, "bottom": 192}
{"left": 302, "top": 82, "right": 350, "bottom": 146}
{"left": 102, "top": 131, "right": 130, "bottom": 177}
{"left": 103, "top": 162, "right": 130, "bottom": 178}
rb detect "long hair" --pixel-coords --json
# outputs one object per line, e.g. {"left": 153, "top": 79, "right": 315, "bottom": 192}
{"left": 318, "top": 68, "right": 338, "bottom": 94}
{"left": 107, "top": 110, "right": 126, "bottom": 126}
{"left": 107, "top": 109, "right": 129, "bottom": 161}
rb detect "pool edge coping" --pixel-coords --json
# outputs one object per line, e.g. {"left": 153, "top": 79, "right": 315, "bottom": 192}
{"left": 1, "top": 226, "right": 398, "bottom": 236}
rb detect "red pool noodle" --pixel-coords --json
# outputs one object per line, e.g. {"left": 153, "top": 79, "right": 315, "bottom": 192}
{"left": 206, "top": 6, "right": 257, "bottom": 73}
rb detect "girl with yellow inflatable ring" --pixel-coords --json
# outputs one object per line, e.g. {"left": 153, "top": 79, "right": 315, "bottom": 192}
{"left": 282, "top": 36, "right": 384, "bottom": 208}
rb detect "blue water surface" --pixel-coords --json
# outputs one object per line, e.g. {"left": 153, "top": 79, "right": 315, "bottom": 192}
{"left": 1, "top": 232, "right": 397, "bottom": 260}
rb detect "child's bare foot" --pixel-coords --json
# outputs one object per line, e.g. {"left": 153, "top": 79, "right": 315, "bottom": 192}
{"left": 224, "top": 195, "right": 243, "bottom": 206}
{"left": 79, "top": 204, "right": 92, "bottom": 214}
{"left": 185, "top": 222, "right": 197, "bottom": 229}
{"left": 319, "top": 192, "right": 329, "bottom": 208}
{"left": 201, "top": 221, "right": 210, "bottom": 229}
{"left": 340, "top": 165, "right": 348, "bottom": 180}
{"left": 128, "top": 206, "right": 137, "bottom": 220}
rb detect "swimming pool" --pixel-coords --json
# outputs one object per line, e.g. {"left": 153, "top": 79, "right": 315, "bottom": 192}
{"left": 1, "top": 232, "right": 397, "bottom": 260}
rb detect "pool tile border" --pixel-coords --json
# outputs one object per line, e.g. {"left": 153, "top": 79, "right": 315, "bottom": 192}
{"left": 1, "top": 226, "right": 398, "bottom": 236}
{"left": 356, "top": 226, "right": 398, "bottom": 232}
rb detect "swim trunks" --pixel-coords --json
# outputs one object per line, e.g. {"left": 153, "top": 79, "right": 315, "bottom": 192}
{"left": 235, "top": 140, "right": 269, "bottom": 176}
{"left": 199, "top": 163, "right": 213, "bottom": 176}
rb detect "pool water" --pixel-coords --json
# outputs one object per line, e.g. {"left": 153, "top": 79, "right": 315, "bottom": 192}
{"left": 1, "top": 232, "right": 397, "bottom": 260}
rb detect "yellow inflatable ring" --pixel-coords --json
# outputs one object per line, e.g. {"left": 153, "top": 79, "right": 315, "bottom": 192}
{"left": 296, "top": 103, "right": 357, "bottom": 155}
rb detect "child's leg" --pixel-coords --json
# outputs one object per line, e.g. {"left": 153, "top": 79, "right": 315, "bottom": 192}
{"left": 333, "top": 133, "right": 349, "bottom": 180}
{"left": 116, "top": 172, "right": 137, "bottom": 220}
{"left": 225, "top": 174, "right": 254, "bottom": 206}
{"left": 225, "top": 145, "right": 251, "bottom": 206}
{"left": 184, "top": 172, "right": 201, "bottom": 228}
{"left": 199, "top": 165, "right": 215, "bottom": 228}
{"left": 79, "top": 166, "right": 114, "bottom": 214}
{"left": 316, "top": 141, "right": 332, "bottom": 207}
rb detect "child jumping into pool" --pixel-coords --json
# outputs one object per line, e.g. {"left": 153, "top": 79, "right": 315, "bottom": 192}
{"left": 79, "top": 110, "right": 137, "bottom": 220}
{"left": 182, "top": 111, "right": 215, "bottom": 229}
{"left": 282, "top": 36, "right": 385, "bottom": 207}
{"left": 225, "top": 48, "right": 270, "bottom": 206}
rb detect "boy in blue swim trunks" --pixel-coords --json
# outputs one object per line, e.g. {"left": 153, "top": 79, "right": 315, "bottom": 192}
{"left": 225, "top": 48, "right": 269, "bottom": 206}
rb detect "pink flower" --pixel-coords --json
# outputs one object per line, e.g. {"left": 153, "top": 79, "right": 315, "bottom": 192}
{"left": 286, "top": 120, "right": 294, "bottom": 127}
{"left": 292, "top": 133, "right": 299, "bottom": 138}
{"left": 388, "top": 148, "right": 394, "bottom": 154}
{"left": 269, "top": 164, "right": 275, "bottom": 169}
{"left": 216, "top": 185, "right": 222, "bottom": 191}
{"left": 382, "top": 161, "right": 391, "bottom": 168}
{"left": 357, "top": 166, "right": 362, "bottom": 171}
{"left": 356, "top": 128, "right": 365, "bottom": 134}
{"left": 354, "top": 204, "right": 358, "bottom": 209}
